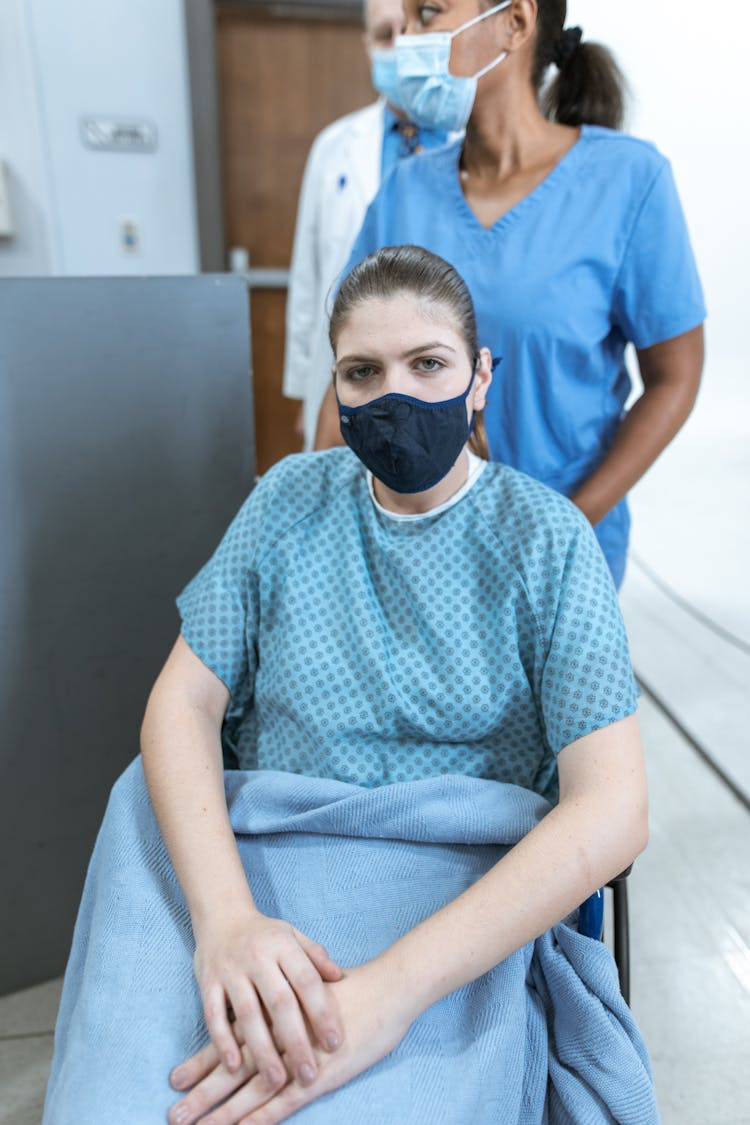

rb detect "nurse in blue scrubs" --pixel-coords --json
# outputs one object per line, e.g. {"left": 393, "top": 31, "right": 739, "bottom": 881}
{"left": 314, "top": 0, "right": 706, "bottom": 587}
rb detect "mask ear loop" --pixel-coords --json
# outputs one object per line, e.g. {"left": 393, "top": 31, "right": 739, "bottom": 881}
{"left": 470, "top": 353, "right": 503, "bottom": 372}
{"left": 449, "top": 0, "right": 512, "bottom": 81}
{"left": 473, "top": 49, "right": 509, "bottom": 81}
{"left": 450, "top": 0, "right": 512, "bottom": 40}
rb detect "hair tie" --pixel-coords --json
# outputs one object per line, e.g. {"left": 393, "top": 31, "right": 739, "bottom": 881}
{"left": 553, "top": 25, "right": 583, "bottom": 69}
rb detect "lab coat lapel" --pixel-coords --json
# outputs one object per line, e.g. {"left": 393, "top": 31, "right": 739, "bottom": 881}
{"left": 344, "top": 99, "right": 385, "bottom": 211}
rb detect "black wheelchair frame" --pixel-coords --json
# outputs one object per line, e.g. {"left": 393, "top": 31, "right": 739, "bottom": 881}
{"left": 609, "top": 865, "right": 632, "bottom": 1005}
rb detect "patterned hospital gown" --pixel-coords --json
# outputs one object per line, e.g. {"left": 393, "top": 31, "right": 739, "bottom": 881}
{"left": 177, "top": 448, "right": 638, "bottom": 804}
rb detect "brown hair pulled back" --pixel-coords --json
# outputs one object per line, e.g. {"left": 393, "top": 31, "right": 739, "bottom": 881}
{"left": 329, "top": 245, "right": 490, "bottom": 460}
{"left": 527, "top": 0, "right": 627, "bottom": 129}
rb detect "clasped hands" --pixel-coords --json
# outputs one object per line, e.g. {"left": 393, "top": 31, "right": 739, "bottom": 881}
{"left": 167, "top": 909, "right": 412, "bottom": 1125}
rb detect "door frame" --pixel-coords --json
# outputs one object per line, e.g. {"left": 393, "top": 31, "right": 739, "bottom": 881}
{"left": 183, "top": 0, "right": 363, "bottom": 274}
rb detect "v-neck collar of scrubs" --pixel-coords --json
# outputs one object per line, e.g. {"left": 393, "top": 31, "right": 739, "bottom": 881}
{"left": 445, "top": 124, "right": 590, "bottom": 238}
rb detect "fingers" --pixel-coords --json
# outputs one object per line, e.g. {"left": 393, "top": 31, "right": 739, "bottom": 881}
{"left": 193, "top": 1068, "right": 298, "bottom": 1125}
{"left": 231, "top": 979, "right": 288, "bottom": 1091}
{"left": 280, "top": 945, "right": 343, "bottom": 1054}
{"left": 236, "top": 1079, "right": 309, "bottom": 1125}
{"left": 168, "top": 1046, "right": 256, "bottom": 1125}
{"left": 203, "top": 984, "right": 242, "bottom": 1072}
{"left": 255, "top": 968, "right": 319, "bottom": 1087}
{"left": 193, "top": 919, "right": 342, "bottom": 1104}
{"left": 294, "top": 931, "right": 344, "bottom": 983}
{"left": 170, "top": 1040, "right": 221, "bottom": 1091}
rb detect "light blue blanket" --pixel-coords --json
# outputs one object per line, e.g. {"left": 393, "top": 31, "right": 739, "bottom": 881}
{"left": 44, "top": 759, "right": 659, "bottom": 1124}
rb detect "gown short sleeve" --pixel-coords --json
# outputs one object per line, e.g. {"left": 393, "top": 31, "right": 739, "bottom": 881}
{"left": 612, "top": 159, "right": 706, "bottom": 350}
{"left": 538, "top": 515, "right": 639, "bottom": 755}
{"left": 176, "top": 478, "right": 272, "bottom": 702}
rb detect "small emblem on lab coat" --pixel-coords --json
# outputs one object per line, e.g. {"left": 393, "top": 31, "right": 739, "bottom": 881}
{"left": 337, "top": 174, "right": 348, "bottom": 191}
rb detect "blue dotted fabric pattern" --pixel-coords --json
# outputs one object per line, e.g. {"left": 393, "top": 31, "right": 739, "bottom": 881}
{"left": 177, "top": 449, "right": 638, "bottom": 803}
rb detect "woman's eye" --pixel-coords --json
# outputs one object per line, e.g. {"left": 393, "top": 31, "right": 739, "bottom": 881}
{"left": 345, "top": 365, "right": 376, "bottom": 382}
{"left": 417, "top": 5, "right": 441, "bottom": 27}
{"left": 416, "top": 357, "right": 443, "bottom": 372}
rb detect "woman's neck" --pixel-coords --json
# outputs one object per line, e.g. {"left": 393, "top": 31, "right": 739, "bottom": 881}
{"left": 372, "top": 449, "right": 470, "bottom": 516}
{"left": 461, "top": 82, "right": 560, "bottom": 178}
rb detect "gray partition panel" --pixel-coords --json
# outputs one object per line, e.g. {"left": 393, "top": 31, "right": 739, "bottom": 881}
{"left": 0, "top": 275, "right": 256, "bottom": 994}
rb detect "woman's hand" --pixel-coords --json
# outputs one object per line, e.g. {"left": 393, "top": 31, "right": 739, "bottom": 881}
{"left": 168, "top": 961, "right": 415, "bottom": 1125}
{"left": 192, "top": 908, "right": 344, "bottom": 1092}
{"left": 571, "top": 325, "right": 704, "bottom": 526}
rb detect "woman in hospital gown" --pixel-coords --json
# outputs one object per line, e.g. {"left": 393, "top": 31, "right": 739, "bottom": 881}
{"left": 44, "top": 246, "right": 657, "bottom": 1125}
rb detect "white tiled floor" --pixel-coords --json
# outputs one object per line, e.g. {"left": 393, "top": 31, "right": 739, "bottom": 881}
{"left": 619, "top": 358, "right": 750, "bottom": 1124}
{"left": 0, "top": 977, "right": 61, "bottom": 1125}
{"left": 3, "top": 689, "right": 748, "bottom": 1124}
{"left": 626, "top": 696, "right": 750, "bottom": 1125}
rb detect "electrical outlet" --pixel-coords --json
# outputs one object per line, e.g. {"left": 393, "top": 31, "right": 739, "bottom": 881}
{"left": 119, "top": 218, "right": 140, "bottom": 254}
{"left": 0, "top": 160, "right": 15, "bottom": 238}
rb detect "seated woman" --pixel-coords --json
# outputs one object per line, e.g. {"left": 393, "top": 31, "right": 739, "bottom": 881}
{"left": 44, "top": 246, "right": 657, "bottom": 1125}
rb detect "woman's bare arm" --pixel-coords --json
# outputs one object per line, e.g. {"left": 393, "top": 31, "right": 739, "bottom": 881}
{"left": 142, "top": 637, "right": 343, "bottom": 1089}
{"left": 380, "top": 712, "right": 647, "bottom": 1009}
{"left": 572, "top": 325, "right": 704, "bottom": 526}
{"left": 141, "top": 637, "right": 249, "bottom": 937}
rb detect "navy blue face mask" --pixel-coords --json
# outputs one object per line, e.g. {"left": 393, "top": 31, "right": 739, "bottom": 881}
{"left": 337, "top": 368, "right": 476, "bottom": 494}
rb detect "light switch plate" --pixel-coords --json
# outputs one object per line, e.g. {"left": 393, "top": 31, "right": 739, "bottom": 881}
{"left": 119, "top": 218, "right": 141, "bottom": 254}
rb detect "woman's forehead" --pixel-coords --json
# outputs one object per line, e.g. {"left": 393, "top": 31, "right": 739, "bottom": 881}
{"left": 336, "top": 294, "right": 465, "bottom": 350}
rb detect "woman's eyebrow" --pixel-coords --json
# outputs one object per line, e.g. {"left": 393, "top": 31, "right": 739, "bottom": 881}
{"left": 336, "top": 342, "right": 457, "bottom": 367}
{"left": 403, "top": 342, "right": 457, "bottom": 357}
{"left": 336, "top": 354, "right": 380, "bottom": 367}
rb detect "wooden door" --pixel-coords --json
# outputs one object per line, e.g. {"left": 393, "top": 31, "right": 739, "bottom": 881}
{"left": 215, "top": 3, "right": 374, "bottom": 473}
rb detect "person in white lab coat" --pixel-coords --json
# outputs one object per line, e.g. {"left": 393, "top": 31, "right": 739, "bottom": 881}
{"left": 282, "top": 0, "right": 450, "bottom": 449}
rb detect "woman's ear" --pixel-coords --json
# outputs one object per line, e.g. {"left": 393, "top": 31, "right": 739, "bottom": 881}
{"left": 472, "top": 347, "right": 493, "bottom": 411}
{"left": 505, "top": 0, "right": 538, "bottom": 52}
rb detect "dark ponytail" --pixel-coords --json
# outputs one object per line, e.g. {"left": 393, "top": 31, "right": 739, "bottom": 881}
{"left": 533, "top": 1, "right": 627, "bottom": 130}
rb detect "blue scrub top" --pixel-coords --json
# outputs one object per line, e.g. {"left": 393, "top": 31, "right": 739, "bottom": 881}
{"left": 343, "top": 126, "right": 707, "bottom": 585}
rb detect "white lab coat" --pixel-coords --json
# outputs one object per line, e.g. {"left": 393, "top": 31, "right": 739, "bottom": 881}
{"left": 283, "top": 100, "right": 385, "bottom": 450}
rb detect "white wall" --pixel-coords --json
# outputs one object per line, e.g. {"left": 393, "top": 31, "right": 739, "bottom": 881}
{"left": 0, "top": 0, "right": 199, "bottom": 277}
{"left": 568, "top": 0, "right": 748, "bottom": 389}
{"left": 0, "top": 0, "right": 57, "bottom": 274}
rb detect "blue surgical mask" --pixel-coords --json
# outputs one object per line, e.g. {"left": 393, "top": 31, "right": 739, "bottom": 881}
{"left": 337, "top": 370, "right": 476, "bottom": 494}
{"left": 369, "top": 47, "right": 404, "bottom": 110}
{"left": 394, "top": 0, "right": 511, "bottom": 132}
